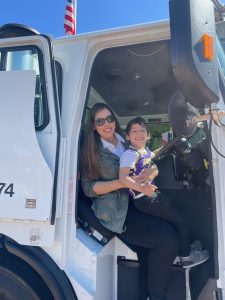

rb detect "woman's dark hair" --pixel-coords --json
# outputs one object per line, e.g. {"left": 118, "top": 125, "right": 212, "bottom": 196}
{"left": 81, "top": 103, "right": 122, "bottom": 179}
{"left": 126, "top": 116, "right": 148, "bottom": 135}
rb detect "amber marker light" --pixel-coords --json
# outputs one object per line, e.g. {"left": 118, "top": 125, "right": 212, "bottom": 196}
{"left": 203, "top": 33, "right": 214, "bottom": 61}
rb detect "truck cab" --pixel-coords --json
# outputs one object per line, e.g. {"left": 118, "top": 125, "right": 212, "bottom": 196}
{"left": 0, "top": 0, "right": 225, "bottom": 299}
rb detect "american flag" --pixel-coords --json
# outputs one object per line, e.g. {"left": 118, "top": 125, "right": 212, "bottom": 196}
{"left": 64, "top": 0, "right": 76, "bottom": 35}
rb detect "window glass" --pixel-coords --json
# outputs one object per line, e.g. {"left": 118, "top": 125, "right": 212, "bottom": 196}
{"left": 55, "top": 60, "right": 63, "bottom": 114}
{"left": 217, "top": 36, "right": 225, "bottom": 77}
{"left": 147, "top": 123, "right": 171, "bottom": 150}
{"left": 217, "top": 36, "right": 225, "bottom": 124}
{"left": 0, "top": 47, "right": 48, "bottom": 130}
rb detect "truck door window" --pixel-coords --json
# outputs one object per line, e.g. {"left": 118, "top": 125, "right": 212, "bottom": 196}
{"left": 0, "top": 46, "right": 49, "bottom": 130}
{"left": 55, "top": 60, "right": 63, "bottom": 114}
{"left": 217, "top": 36, "right": 225, "bottom": 77}
{"left": 148, "top": 123, "right": 172, "bottom": 150}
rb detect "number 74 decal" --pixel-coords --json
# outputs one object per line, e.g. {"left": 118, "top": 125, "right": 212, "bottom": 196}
{"left": 0, "top": 183, "right": 15, "bottom": 197}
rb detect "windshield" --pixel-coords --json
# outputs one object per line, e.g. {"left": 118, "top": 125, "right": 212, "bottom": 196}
{"left": 216, "top": 35, "right": 225, "bottom": 127}
{"left": 217, "top": 35, "right": 225, "bottom": 78}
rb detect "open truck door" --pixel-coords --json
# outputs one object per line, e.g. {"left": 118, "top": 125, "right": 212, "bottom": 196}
{"left": 0, "top": 25, "right": 61, "bottom": 246}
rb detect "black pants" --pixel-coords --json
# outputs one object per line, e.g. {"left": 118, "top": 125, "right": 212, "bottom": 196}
{"left": 120, "top": 202, "right": 179, "bottom": 300}
{"left": 133, "top": 192, "right": 190, "bottom": 257}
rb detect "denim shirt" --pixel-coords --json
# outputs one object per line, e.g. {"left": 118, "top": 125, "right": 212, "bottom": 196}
{"left": 81, "top": 144, "right": 129, "bottom": 233}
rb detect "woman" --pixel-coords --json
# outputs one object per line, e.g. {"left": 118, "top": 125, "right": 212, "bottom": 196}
{"left": 81, "top": 103, "right": 178, "bottom": 300}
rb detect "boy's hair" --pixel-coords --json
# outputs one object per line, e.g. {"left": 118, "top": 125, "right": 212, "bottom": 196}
{"left": 126, "top": 116, "right": 148, "bottom": 135}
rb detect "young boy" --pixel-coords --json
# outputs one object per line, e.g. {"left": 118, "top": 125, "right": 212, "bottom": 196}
{"left": 119, "top": 116, "right": 209, "bottom": 268}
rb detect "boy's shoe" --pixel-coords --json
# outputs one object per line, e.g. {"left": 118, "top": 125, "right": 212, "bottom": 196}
{"left": 190, "top": 240, "right": 202, "bottom": 252}
{"left": 180, "top": 250, "right": 209, "bottom": 268}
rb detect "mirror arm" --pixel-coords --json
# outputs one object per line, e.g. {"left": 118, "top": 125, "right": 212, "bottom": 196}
{"left": 192, "top": 109, "right": 225, "bottom": 126}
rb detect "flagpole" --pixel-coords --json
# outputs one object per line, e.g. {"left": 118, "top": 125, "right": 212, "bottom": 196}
{"left": 64, "top": 0, "right": 76, "bottom": 35}
{"left": 74, "top": 0, "right": 77, "bottom": 35}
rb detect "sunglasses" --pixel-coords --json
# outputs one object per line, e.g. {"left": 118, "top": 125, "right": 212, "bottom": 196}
{"left": 95, "top": 115, "right": 115, "bottom": 126}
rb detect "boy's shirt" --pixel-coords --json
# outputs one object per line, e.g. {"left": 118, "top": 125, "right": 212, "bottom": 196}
{"left": 120, "top": 145, "right": 155, "bottom": 198}
{"left": 120, "top": 145, "right": 153, "bottom": 176}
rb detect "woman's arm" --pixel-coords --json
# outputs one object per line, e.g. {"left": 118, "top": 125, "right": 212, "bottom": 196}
{"left": 93, "top": 180, "right": 124, "bottom": 195}
{"left": 81, "top": 176, "right": 125, "bottom": 197}
{"left": 119, "top": 167, "right": 156, "bottom": 196}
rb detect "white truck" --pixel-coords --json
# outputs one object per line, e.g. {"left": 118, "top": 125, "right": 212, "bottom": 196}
{"left": 0, "top": 0, "right": 225, "bottom": 299}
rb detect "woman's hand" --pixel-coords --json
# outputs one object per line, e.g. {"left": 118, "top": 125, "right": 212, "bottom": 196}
{"left": 135, "top": 164, "right": 159, "bottom": 183}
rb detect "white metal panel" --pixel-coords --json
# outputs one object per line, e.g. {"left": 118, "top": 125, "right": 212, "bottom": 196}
{"left": 0, "top": 222, "right": 55, "bottom": 247}
{"left": 211, "top": 94, "right": 225, "bottom": 292}
{"left": 0, "top": 70, "right": 53, "bottom": 221}
{"left": 65, "top": 230, "right": 136, "bottom": 300}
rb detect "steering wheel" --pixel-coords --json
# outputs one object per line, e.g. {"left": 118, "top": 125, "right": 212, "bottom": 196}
{"left": 153, "top": 136, "right": 181, "bottom": 161}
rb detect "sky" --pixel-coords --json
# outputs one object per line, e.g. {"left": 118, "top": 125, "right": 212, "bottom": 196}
{"left": 1, "top": 0, "right": 225, "bottom": 38}
{"left": 0, "top": 0, "right": 174, "bottom": 37}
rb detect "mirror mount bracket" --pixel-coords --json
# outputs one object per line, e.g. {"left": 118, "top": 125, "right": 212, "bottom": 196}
{"left": 192, "top": 109, "right": 225, "bottom": 127}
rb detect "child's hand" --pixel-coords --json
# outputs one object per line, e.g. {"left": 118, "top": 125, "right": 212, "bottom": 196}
{"left": 136, "top": 165, "right": 159, "bottom": 182}
{"left": 141, "top": 183, "right": 157, "bottom": 197}
{"left": 148, "top": 164, "right": 159, "bottom": 181}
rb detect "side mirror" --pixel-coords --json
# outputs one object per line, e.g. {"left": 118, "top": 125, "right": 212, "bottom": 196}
{"left": 169, "top": 0, "right": 220, "bottom": 108}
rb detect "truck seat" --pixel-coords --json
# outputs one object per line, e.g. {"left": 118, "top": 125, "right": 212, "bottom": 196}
{"left": 77, "top": 187, "right": 115, "bottom": 245}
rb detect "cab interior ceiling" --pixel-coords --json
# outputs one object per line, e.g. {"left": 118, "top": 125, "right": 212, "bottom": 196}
{"left": 91, "top": 39, "right": 177, "bottom": 122}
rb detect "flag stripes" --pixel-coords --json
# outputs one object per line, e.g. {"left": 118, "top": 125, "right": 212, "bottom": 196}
{"left": 64, "top": 0, "right": 76, "bottom": 35}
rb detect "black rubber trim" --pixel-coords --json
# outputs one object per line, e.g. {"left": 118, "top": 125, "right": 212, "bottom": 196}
{"left": 39, "top": 34, "right": 61, "bottom": 225}
{"left": 0, "top": 23, "right": 40, "bottom": 38}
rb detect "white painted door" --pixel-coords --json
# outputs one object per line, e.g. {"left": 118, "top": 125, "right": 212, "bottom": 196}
{"left": 0, "top": 34, "right": 61, "bottom": 246}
